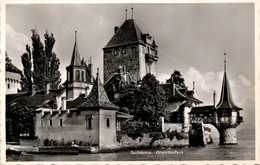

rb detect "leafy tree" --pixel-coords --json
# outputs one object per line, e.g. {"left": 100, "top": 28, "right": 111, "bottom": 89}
{"left": 136, "top": 73, "right": 168, "bottom": 124}
{"left": 166, "top": 70, "right": 185, "bottom": 87}
{"left": 118, "top": 73, "right": 168, "bottom": 125}
{"left": 21, "top": 29, "right": 61, "bottom": 91}
{"left": 117, "top": 83, "right": 139, "bottom": 114}
{"left": 20, "top": 45, "right": 33, "bottom": 92}
{"left": 6, "top": 102, "right": 35, "bottom": 141}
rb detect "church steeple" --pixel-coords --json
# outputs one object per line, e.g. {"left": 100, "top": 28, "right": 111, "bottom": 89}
{"left": 70, "top": 31, "right": 82, "bottom": 66}
{"left": 216, "top": 53, "right": 242, "bottom": 110}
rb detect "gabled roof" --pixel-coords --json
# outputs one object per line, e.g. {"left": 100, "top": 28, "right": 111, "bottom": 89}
{"left": 6, "top": 89, "right": 65, "bottom": 108}
{"left": 160, "top": 83, "right": 202, "bottom": 104}
{"left": 66, "top": 94, "right": 86, "bottom": 109}
{"left": 78, "top": 72, "right": 119, "bottom": 110}
{"left": 216, "top": 71, "right": 242, "bottom": 111}
{"left": 6, "top": 54, "right": 22, "bottom": 74}
{"left": 69, "top": 31, "right": 83, "bottom": 67}
{"left": 104, "top": 19, "right": 144, "bottom": 49}
{"left": 190, "top": 105, "right": 215, "bottom": 114}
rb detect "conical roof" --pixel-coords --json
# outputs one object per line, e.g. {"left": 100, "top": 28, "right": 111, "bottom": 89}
{"left": 79, "top": 69, "right": 118, "bottom": 109}
{"left": 104, "top": 19, "right": 144, "bottom": 49}
{"left": 70, "top": 31, "right": 82, "bottom": 66}
{"left": 216, "top": 64, "right": 242, "bottom": 111}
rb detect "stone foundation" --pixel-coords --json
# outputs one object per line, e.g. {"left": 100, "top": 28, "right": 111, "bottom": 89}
{"left": 218, "top": 127, "right": 237, "bottom": 145}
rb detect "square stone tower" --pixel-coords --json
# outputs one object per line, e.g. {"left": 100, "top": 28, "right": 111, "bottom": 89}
{"left": 103, "top": 19, "right": 158, "bottom": 83}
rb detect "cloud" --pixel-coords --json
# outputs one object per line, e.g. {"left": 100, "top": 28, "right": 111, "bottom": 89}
{"left": 6, "top": 24, "right": 30, "bottom": 54}
{"left": 157, "top": 67, "right": 255, "bottom": 108}
{"left": 157, "top": 73, "right": 171, "bottom": 83}
{"left": 238, "top": 75, "right": 252, "bottom": 87}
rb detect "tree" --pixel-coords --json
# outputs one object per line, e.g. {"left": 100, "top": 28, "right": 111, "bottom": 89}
{"left": 117, "top": 83, "right": 139, "bottom": 114}
{"left": 6, "top": 102, "right": 35, "bottom": 141}
{"left": 118, "top": 73, "right": 168, "bottom": 125}
{"left": 136, "top": 73, "right": 168, "bottom": 124}
{"left": 166, "top": 70, "right": 185, "bottom": 87}
{"left": 21, "top": 45, "right": 33, "bottom": 92}
{"left": 21, "top": 29, "right": 61, "bottom": 92}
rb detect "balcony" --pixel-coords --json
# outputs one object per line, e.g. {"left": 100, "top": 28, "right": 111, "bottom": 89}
{"left": 145, "top": 53, "right": 158, "bottom": 64}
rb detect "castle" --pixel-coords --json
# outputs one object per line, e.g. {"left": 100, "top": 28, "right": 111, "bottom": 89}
{"left": 6, "top": 12, "right": 242, "bottom": 148}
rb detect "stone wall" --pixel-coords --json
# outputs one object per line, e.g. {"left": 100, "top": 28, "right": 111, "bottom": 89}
{"left": 103, "top": 45, "right": 141, "bottom": 82}
{"left": 116, "top": 133, "right": 189, "bottom": 149}
{"left": 164, "top": 123, "right": 183, "bottom": 132}
{"left": 6, "top": 71, "right": 21, "bottom": 94}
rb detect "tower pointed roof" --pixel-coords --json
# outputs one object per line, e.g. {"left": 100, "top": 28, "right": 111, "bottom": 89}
{"left": 79, "top": 69, "right": 119, "bottom": 109}
{"left": 104, "top": 19, "right": 144, "bottom": 49}
{"left": 216, "top": 53, "right": 242, "bottom": 111}
{"left": 70, "top": 31, "right": 82, "bottom": 66}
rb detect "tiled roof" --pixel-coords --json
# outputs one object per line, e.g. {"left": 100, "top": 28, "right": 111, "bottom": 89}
{"left": 6, "top": 89, "right": 64, "bottom": 108}
{"left": 6, "top": 57, "right": 21, "bottom": 74}
{"left": 104, "top": 19, "right": 144, "bottom": 49}
{"left": 79, "top": 72, "right": 119, "bottom": 110}
{"left": 160, "top": 83, "right": 203, "bottom": 103}
{"left": 216, "top": 72, "right": 242, "bottom": 111}
{"left": 83, "top": 62, "right": 95, "bottom": 83}
{"left": 69, "top": 31, "right": 83, "bottom": 67}
{"left": 190, "top": 106, "right": 215, "bottom": 114}
{"left": 66, "top": 94, "right": 87, "bottom": 109}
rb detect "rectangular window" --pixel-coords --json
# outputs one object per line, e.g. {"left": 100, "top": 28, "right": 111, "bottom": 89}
{"left": 87, "top": 118, "right": 92, "bottom": 128}
{"left": 106, "top": 118, "right": 110, "bottom": 128}
{"left": 59, "top": 119, "right": 62, "bottom": 127}
{"left": 81, "top": 71, "right": 84, "bottom": 82}
{"left": 49, "top": 119, "right": 52, "bottom": 127}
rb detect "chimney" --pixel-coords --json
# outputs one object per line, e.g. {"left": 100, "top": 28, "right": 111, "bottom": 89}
{"left": 61, "top": 97, "right": 66, "bottom": 110}
{"left": 171, "top": 75, "right": 175, "bottom": 95}
{"left": 88, "top": 57, "right": 93, "bottom": 82}
{"left": 114, "top": 26, "right": 119, "bottom": 33}
{"left": 117, "top": 65, "right": 123, "bottom": 74}
{"left": 123, "top": 66, "right": 127, "bottom": 82}
{"left": 193, "top": 81, "right": 195, "bottom": 91}
{"left": 213, "top": 90, "right": 216, "bottom": 107}
{"left": 31, "top": 84, "right": 36, "bottom": 96}
{"left": 45, "top": 83, "right": 51, "bottom": 94}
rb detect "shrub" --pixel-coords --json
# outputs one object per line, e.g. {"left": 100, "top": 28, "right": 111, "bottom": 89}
{"left": 43, "top": 138, "right": 49, "bottom": 146}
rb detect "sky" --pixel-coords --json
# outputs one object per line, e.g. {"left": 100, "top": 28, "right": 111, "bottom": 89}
{"left": 5, "top": 3, "right": 255, "bottom": 127}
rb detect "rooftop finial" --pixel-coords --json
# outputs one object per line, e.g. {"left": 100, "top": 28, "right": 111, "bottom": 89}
{"left": 131, "top": 4, "right": 134, "bottom": 19}
{"left": 97, "top": 68, "right": 99, "bottom": 77}
{"left": 224, "top": 52, "right": 227, "bottom": 72}
{"left": 75, "top": 31, "right": 77, "bottom": 42}
{"left": 125, "top": 5, "right": 128, "bottom": 20}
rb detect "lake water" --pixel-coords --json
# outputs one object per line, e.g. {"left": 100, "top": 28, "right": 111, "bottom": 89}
{"left": 6, "top": 133, "right": 255, "bottom": 161}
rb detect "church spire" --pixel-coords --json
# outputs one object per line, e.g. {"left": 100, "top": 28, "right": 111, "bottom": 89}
{"left": 216, "top": 53, "right": 242, "bottom": 111}
{"left": 224, "top": 52, "right": 227, "bottom": 72}
{"left": 70, "top": 31, "right": 82, "bottom": 66}
{"left": 131, "top": 4, "right": 133, "bottom": 19}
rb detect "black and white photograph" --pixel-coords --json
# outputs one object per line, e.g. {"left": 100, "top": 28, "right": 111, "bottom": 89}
{"left": 2, "top": 0, "right": 259, "bottom": 164}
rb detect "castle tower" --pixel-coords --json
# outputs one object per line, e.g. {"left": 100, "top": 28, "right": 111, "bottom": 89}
{"left": 215, "top": 53, "right": 243, "bottom": 145}
{"left": 66, "top": 31, "right": 94, "bottom": 100}
{"left": 103, "top": 19, "right": 158, "bottom": 83}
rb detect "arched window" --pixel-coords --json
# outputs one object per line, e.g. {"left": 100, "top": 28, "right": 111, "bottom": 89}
{"left": 76, "top": 70, "right": 80, "bottom": 81}
{"left": 70, "top": 70, "right": 73, "bottom": 81}
{"left": 82, "top": 71, "right": 84, "bottom": 82}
